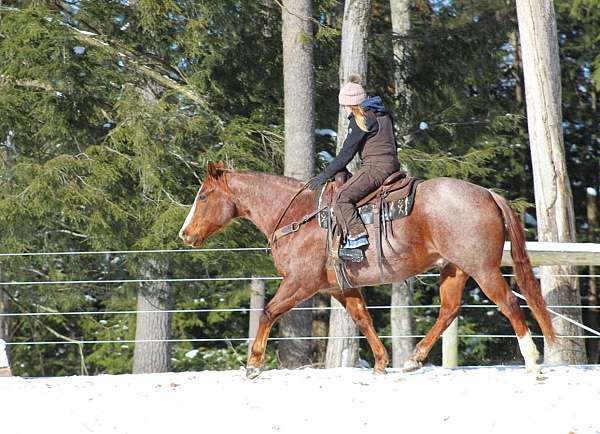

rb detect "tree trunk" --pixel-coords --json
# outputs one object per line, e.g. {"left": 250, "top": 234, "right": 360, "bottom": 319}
{"left": 586, "top": 188, "right": 599, "bottom": 363}
{"left": 278, "top": 0, "right": 316, "bottom": 369}
{"left": 126, "top": 0, "right": 173, "bottom": 374}
{"left": 0, "top": 266, "right": 9, "bottom": 342}
{"left": 389, "top": 0, "right": 414, "bottom": 368}
{"left": 248, "top": 277, "right": 266, "bottom": 358}
{"left": 390, "top": 0, "right": 411, "bottom": 121}
{"left": 516, "top": 0, "right": 587, "bottom": 364}
{"left": 509, "top": 31, "right": 525, "bottom": 107}
{"left": 325, "top": 298, "right": 360, "bottom": 368}
{"left": 326, "top": 0, "right": 372, "bottom": 368}
{"left": 311, "top": 293, "right": 329, "bottom": 366}
{"left": 391, "top": 280, "right": 413, "bottom": 367}
{"left": 133, "top": 258, "right": 172, "bottom": 373}
{"left": 336, "top": 0, "right": 373, "bottom": 166}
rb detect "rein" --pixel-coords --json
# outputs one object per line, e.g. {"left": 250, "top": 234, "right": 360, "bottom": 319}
{"left": 268, "top": 180, "right": 324, "bottom": 245}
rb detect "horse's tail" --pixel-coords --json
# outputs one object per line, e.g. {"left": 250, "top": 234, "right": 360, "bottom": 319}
{"left": 489, "top": 191, "right": 556, "bottom": 342}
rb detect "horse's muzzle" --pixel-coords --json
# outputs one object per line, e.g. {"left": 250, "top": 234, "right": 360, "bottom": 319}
{"left": 179, "top": 231, "right": 204, "bottom": 247}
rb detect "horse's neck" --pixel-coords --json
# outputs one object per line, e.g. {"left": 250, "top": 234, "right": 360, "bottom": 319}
{"left": 227, "top": 171, "right": 313, "bottom": 237}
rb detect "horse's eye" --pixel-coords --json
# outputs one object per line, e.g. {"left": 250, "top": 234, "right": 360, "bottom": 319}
{"left": 197, "top": 193, "right": 207, "bottom": 201}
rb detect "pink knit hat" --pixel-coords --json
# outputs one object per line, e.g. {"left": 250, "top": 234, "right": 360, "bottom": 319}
{"left": 338, "top": 74, "right": 366, "bottom": 106}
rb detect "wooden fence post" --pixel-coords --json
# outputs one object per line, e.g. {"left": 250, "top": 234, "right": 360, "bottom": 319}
{"left": 248, "top": 277, "right": 265, "bottom": 358}
{"left": 391, "top": 279, "right": 414, "bottom": 368}
{"left": 0, "top": 339, "right": 11, "bottom": 377}
{"left": 442, "top": 317, "right": 458, "bottom": 368}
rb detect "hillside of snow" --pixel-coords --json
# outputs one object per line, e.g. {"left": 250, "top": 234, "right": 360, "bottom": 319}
{"left": 1, "top": 365, "right": 599, "bottom": 434}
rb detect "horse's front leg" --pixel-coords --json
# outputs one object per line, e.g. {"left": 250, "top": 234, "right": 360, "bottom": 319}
{"left": 332, "top": 288, "right": 390, "bottom": 374}
{"left": 246, "top": 280, "right": 315, "bottom": 379}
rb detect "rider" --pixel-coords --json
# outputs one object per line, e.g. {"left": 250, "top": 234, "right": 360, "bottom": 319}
{"left": 308, "top": 75, "right": 400, "bottom": 250}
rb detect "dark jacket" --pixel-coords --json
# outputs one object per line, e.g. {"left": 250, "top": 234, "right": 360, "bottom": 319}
{"left": 321, "top": 96, "right": 398, "bottom": 180}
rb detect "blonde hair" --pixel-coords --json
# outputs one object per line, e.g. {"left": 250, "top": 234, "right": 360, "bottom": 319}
{"left": 350, "top": 105, "right": 368, "bottom": 132}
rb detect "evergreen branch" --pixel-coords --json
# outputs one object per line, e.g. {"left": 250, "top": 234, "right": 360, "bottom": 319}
{"left": 271, "top": 0, "right": 334, "bottom": 32}
{"left": 161, "top": 189, "right": 186, "bottom": 207}
{"left": 169, "top": 151, "right": 201, "bottom": 182}
{"left": 0, "top": 5, "right": 206, "bottom": 107}
{"left": 0, "top": 5, "right": 20, "bottom": 13}
{"left": 1, "top": 288, "right": 89, "bottom": 375}
{"left": 68, "top": 27, "right": 206, "bottom": 106}
{"left": 51, "top": 0, "right": 103, "bottom": 36}
{"left": 0, "top": 75, "right": 56, "bottom": 93}
{"left": 44, "top": 229, "right": 89, "bottom": 239}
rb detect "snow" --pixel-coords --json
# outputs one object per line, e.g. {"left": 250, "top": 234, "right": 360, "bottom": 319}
{"left": 315, "top": 128, "right": 337, "bottom": 137}
{"left": 0, "top": 366, "right": 599, "bottom": 433}
{"left": 588, "top": 187, "right": 597, "bottom": 197}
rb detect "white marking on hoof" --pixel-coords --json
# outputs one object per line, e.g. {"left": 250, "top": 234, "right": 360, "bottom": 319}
{"left": 402, "top": 359, "right": 422, "bottom": 373}
{"left": 245, "top": 366, "right": 262, "bottom": 379}
{"left": 518, "top": 331, "right": 540, "bottom": 373}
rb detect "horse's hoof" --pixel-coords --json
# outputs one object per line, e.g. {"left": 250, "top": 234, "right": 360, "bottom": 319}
{"left": 373, "top": 367, "right": 387, "bottom": 375}
{"left": 525, "top": 365, "right": 545, "bottom": 381}
{"left": 245, "top": 366, "right": 262, "bottom": 379}
{"left": 402, "top": 359, "right": 422, "bottom": 373}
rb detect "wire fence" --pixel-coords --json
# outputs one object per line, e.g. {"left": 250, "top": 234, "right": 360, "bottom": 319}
{"left": 0, "top": 303, "right": 599, "bottom": 318}
{"left": 5, "top": 334, "right": 600, "bottom": 347}
{"left": 1, "top": 247, "right": 599, "bottom": 347}
{"left": 3, "top": 273, "right": 600, "bottom": 286}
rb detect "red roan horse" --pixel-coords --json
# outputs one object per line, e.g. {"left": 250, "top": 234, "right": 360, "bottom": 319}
{"left": 179, "top": 161, "right": 556, "bottom": 379}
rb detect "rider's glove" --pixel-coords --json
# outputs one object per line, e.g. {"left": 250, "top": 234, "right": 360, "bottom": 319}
{"left": 307, "top": 173, "right": 327, "bottom": 191}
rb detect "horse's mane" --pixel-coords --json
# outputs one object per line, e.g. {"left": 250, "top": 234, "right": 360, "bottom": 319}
{"left": 227, "top": 170, "right": 305, "bottom": 192}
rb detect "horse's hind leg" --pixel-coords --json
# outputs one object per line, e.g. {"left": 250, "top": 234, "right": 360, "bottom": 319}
{"left": 332, "top": 288, "right": 390, "bottom": 374}
{"left": 471, "top": 269, "right": 540, "bottom": 373}
{"left": 403, "top": 264, "right": 468, "bottom": 372}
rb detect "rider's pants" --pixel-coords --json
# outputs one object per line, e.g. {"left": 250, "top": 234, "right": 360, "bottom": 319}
{"left": 333, "top": 157, "right": 400, "bottom": 238}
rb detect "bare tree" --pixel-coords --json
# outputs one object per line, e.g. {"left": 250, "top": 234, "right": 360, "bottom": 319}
{"left": 0, "top": 290, "right": 9, "bottom": 343}
{"left": 389, "top": 0, "right": 414, "bottom": 368}
{"left": 515, "top": 0, "right": 587, "bottom": 364}
{"left": 133, "top": 258, "right": 172, "bottom": 373}
{"left": 278, "top": 0, "right": 316, "bottom": 368}
{"left": 326, "top": 0, "right": 372, "bottom": 369}
{"left": 118, "top": 0, "right": 174, "bottom": 375}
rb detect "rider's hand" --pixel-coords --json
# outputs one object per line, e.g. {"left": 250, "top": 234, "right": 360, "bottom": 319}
{"left": 307, "top": 174, "right": 327, "bottom": 191}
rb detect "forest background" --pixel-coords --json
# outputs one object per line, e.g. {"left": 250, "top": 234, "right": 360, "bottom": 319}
{"left": 0, "top": 0, "right": 598, "bottom": 376}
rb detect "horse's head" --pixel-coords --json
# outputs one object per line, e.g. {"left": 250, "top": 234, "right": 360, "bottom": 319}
{"left": 179, "top": 161, "right": 237, "bottom": 247}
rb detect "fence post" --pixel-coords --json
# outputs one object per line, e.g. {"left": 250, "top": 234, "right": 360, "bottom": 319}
{"left": 391, "top": 279, "right": 414, "bottom": 368}
{"left": 442, "top": 317, "right": 458, "bottom": 368}
{"left": 0, "top": 339, "right": 11, "bottom": 377}
{"left": 248, "top": 277, "right": 265, "bottom": 358}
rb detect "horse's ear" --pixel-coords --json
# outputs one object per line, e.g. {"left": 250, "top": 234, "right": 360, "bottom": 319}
{"left": 207, "top": 161, "right": 218, "bottom": 178}
{"left": 207, "top": 160, "right": 227, "bottom": 179}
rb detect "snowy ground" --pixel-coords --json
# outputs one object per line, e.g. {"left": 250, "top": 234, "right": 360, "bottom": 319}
{"left": 1, "top": 365, "right": 599, "bottom": 434}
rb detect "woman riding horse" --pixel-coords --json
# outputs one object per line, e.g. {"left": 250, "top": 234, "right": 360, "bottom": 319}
{"left": 308, "top": 75, "right": 400, "bottom": 251}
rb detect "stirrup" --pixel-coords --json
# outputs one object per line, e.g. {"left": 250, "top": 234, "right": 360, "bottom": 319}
{"left": 343, "top": 233, "right": 369, "bottom": 249}
{"left": 339, "top": 247, "right": 365, "bottom": 263}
